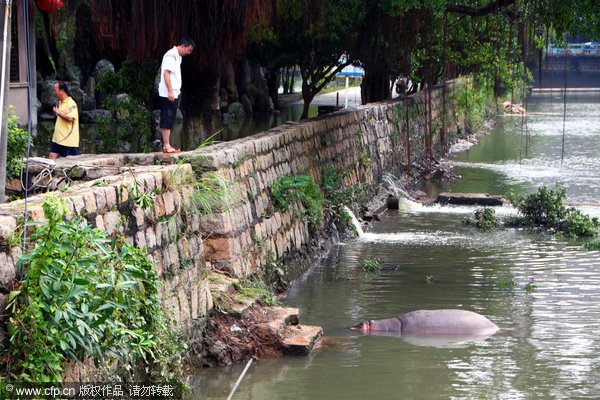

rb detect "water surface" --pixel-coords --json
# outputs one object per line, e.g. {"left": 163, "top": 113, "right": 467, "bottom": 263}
{"left": 191, "top": 92, "right": 600, "bottom": 399}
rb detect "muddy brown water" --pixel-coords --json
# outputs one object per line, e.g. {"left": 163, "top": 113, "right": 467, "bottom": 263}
{"left": 191, "top": 92, "right": 600, "bottom": 399}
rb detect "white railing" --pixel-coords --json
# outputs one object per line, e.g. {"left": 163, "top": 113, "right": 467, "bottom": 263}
{"left": 548, "top": 43, "right": 600, "bottom": 56}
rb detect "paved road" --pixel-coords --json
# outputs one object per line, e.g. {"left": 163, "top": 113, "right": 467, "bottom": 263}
{"left": 290, "top": 86, "right": 363, "bottom": 107}
{"left": 289, "top": 85, "right": 402, "bottom": 108}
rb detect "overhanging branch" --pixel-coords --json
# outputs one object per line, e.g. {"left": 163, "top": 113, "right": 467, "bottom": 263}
{"left": 446, "top": 0, "right": 516, "bottom": 17}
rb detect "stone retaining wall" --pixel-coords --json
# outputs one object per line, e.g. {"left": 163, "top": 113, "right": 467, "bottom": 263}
{"left": 0, "top": 84, "right": 466, "bottom": 370}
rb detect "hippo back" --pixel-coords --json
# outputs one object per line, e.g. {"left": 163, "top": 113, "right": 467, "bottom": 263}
{"left": 399, "top": 309, "right": 499, "bottom": 335}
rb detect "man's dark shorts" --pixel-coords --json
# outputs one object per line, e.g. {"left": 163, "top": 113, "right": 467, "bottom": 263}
{"left": 159, "top": 96, "right": 180, "bottom": 129}
{"left": 51, "top": 142, "right": 79, "bottom": 157}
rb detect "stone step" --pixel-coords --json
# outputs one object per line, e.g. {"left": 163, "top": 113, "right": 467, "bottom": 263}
{"left": 207, "top": 273, "right": 323, "bottom": 357}
{"left": 207, "top": 272, "right": 256, "bottom": 318}
{"left": 436, "top": 192, "right": 508, "bottom": 206}
{"left": 255, "top": 306, "right": 322, "bottom": 356}
{"left": 281, "top": 324, "right": 323, "bottom": 356}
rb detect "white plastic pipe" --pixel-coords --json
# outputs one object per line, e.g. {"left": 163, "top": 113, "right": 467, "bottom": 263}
{"left": 226, "top": 356, "right": 256, "bottom": 400}
{"left": 0, "top": 0, "right": 12, "bottom": 148}
{"left": 344, "top": 76, "right": 349, "bottom": 108}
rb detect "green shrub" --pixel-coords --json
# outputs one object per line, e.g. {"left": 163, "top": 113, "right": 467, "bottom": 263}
{"left": 96, "top": 59, "right": 156, "bottom": 104}
{"left": 463, "top": 207, "right": 501, "bottom": 231}
{"left": 95, "top": 59, "right": 156, "bottom": 153}
{"left": 96, "top": 96, "right": 153, "bottom": 153}
{"left": 360, "top": 258, "right": 380, "bottom": 272}
{"left": 271, "top": 174, "right": 323, "bottom": 227}
{"left": 584, "top": 241, "right": 600, "bottom": 250}
{"left": 7, "top": 106, "right": 28, "bottom": 180}
{"left": 3, "top": 197, "right": 183, "bottom": 382}
{"left": 507, "top": 186, "right": 599, "bottom": 238}
{"left": 319, "top": 164, "right": 367, "bottom": 235}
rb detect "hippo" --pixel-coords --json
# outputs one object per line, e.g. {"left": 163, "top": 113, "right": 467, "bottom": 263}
{"left": 349, "top": 309, "right": 499, "bottom": 336}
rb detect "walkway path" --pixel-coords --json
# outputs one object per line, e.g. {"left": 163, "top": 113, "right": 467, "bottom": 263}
{"left": 290, "top": 86, "right": 363, "bottom": 107}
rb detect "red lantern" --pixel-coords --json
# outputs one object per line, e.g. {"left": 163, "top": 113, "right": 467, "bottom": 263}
{"left": 36, "top": 0, "right": 64, "bottom": 13}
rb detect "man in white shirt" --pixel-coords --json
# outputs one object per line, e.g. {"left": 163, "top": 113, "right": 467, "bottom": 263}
{"left": 158, "top": 37, "right": 195, "bottom": 153}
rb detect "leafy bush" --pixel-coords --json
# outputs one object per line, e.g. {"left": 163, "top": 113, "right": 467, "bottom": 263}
{"left": 319, "top": 164, "right": 367, "bottom": 235}
{"left": 463, "top": 207, "right": 501, "bottom": 230}
{"left": 7, "top": 106, "right": 28, "bottom": 180}
{"left": 96, "top": 96, "right": 153, "bottom": 153}
{"left": 507, "top": 186, "right": 599, "bottom": 238}
{"left": 271, "top": 174, "right": 323, "bottom": 227}
{"left": 584, "top": 241, "right": 600, "bottom": 250}
{"left": 4, "top": 197, "right": 183, "bottom": 382}
{"left": 96, "top": 59, "right": 156, "bottom": 104}
{"left": 95, "top": 59, "right": 156, "bottom": 153}
{"left": 360, "top": 258, "right": 380, "bottom": 272}
{"left": 454, "top": 81, "right": 488, "bottom": 133}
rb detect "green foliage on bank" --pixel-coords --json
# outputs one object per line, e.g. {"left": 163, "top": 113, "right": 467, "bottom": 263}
{"left": 271, "top": 174, "right": 323, "bottom": 228}
{"left": 270, "top": 167, "right": 368, "bottom": 236}
{"left": 507, "top": 186, "right": 599, "bottom": 238}
{"left": 7, "top": 107, "right": 28, "bottom": 181}
{"left": 465, "top": 186, "right": 599, "bottom": 239}
{"left": 3, "top": 197, "right": 184, "bottom": 382}
{"left": 320, "top": 164, "right": 367, "bottom": 233}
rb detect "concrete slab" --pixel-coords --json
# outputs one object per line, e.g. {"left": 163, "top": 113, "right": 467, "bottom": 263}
{"left": 436, "top": 192, "right": 508, "bottom": 206}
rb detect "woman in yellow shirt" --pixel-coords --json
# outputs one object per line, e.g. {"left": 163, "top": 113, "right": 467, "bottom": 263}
{"left": 49, "top": 81, "right": 79, "bottom": 159}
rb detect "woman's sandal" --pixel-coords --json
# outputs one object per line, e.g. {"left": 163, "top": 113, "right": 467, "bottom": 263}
{"left": 162, "top": 146, "right": 181, "bottom": 154}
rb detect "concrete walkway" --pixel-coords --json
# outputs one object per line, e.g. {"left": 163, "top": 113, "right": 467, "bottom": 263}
{"left": 290, "top": 86, "right": 363, "bottom": 107}
{"left": 288, "top": 85, "right": 402, "bottom": 109}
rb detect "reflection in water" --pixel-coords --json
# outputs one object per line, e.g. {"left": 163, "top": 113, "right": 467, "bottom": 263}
{"left": 192, "top": 92, "right": 600, "bottom": 399}
{"left": 172, "top": 104, "right": 316, "bottom": 151}
{"left": 35, "top": 103, "right": 316, "bottom": 156}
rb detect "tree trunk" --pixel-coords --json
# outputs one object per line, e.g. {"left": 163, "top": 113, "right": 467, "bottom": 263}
{"left": 361, "top": 66, "right": 391, "bottom": 104}
{"left": 300, "top": 81, "right": 315, "bottom": 120}
{"left": 264, "top": 66, "right": 280, "bottom": 109}
{"left": 74, "top": 3, "right": 97, "bottom": 86}
{"left": 182, "top": 67, "right": 221, "bottom": 114}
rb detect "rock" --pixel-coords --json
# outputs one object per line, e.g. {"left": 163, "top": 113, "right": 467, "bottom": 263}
{"left": 115, "top": 94, "right": 131, "bottom": 121}
{"left": 57, "top": 48, "right": 74, "bottom": 80}
{"left": 224, "top": 84, "right": 238, "bottom": 103}
{"left": 38, "top": 80, "right": 57, "bottom": 112}
{"left": 84, "top": 76, "right": 96, "bottom": 98}
{"left": 82, "top": 93, "right": 96, "bottom": 111}
{"left": 66, "top": 65, "right": 82, "bottom": 83}
{"left": 240, "top": 95, "right": 253, "bottom": 114}
{"left": 227, "top": 102, "right": 246, "bottom": 122}
{"left": 411, "top": 190, "right": 428, "bottom": 201}
{"left": 244, "top": 83, "right": 259, "bottom": 105}
{"left": 66, "top": 84, "right": 85, "bottom": 113}
{"left": 256, "top": 93, "right": 274, "bottom": 112}
{"left": 92, "top": 59, "right": 115, "bottom": 83}
{"left": 81, "top": 109, "right": 112, "bottom": 124}
{"left": 219, "top": 87, "right": 228, "bottom": 110}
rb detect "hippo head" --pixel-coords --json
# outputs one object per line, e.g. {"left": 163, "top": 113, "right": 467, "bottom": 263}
{"left": 349, "top": 320, "right": 373, "bottom": 332}
{"left": 349, "top": 317, "right": 403, "bottom": 333}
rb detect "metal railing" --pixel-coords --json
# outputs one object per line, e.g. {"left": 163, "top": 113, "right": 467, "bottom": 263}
{"left": 548, "top": 43, "right": 600, "bottom": 56}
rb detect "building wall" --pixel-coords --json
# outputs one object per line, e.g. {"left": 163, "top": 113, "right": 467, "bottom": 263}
{"left": 3, "top": 0, "right": 36, "bottom": 129}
